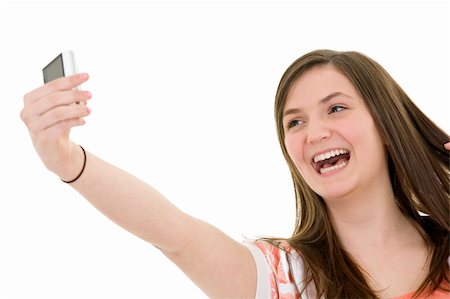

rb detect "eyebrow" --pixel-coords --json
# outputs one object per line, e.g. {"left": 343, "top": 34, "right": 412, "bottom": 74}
{"left": 283, "top": 92, "right": 350, "bottom": 118}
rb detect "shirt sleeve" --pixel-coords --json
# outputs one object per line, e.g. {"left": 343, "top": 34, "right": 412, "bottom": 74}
{"left": 243, "top": 240, "right": 272, "bottom": 298}
{"left": 243, "top": 239, "right": 317, "bottom": 299}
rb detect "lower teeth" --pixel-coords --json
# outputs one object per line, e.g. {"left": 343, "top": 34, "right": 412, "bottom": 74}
{"left": 320, "top": 161, "right": 348, "bottom": 174}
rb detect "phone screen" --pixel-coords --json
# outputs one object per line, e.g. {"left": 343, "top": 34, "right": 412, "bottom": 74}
{"left": 43, "top": 54, "right": 65, "bottom": 83}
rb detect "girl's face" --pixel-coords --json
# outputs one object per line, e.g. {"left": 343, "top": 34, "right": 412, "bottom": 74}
{"left": 283, "top": 65, "right": 388, "bottom": 201}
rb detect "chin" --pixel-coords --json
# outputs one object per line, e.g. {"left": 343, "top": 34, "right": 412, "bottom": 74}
{"left": 320, "top": 192, "right": 352, "bottom": 203}
{"left": 311, "top": 183, "right": 354, "bottom": 202}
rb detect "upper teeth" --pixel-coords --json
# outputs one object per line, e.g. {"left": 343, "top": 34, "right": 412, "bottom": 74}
{"left": 313, "top": 149, "right": 348, "bottom": 163}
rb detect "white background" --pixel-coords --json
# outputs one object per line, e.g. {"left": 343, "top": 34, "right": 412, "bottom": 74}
{"left": 1, "top": 1, "right": 449, "bottom": 298}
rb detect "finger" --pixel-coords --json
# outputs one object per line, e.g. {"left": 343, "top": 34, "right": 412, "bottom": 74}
{"left": 20, "top": 89, "right": 91, "bottom": 125}
{"left": 31, "top": 104, "right": 91, "bottom": 132}
{"left": 23, "top": 73, "right": 89, "bottom": 105}
{"left": 444, "top": 142, "right": 450, "bottom": 151}
{"left": 33, "top": 90, "right": 92, "bottom": 116}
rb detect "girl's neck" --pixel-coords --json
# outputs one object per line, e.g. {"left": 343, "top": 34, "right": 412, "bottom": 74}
{"left": 325, "top": 180, "right": 422, "bottom": 254}
{"left": 324, "top": 180, "right": 430, "bottom": 297}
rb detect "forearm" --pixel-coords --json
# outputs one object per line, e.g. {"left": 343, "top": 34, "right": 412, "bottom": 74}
{"left": 55, "top": 142, "right": 192, "bottom": 253}
{"left": 56, "top": 143, "right": 257, "bottom": 297}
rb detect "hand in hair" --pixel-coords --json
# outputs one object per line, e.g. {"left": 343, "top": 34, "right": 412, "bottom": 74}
{"left": 445, "top": 142, "right": 450, "bottom": 150}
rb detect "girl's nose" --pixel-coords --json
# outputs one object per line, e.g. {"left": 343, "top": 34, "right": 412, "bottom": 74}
{"left": 306, "top": 122, "right": 331, "bottom": 144}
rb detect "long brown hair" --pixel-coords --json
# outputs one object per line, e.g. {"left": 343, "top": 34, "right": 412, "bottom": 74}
{"left": 272, "top": 50, "right": 449, "bottom": 298}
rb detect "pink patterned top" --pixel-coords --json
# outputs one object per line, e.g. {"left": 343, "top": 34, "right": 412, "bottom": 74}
{"left": 244, "top": 240, "right": 450, "bottom": 299}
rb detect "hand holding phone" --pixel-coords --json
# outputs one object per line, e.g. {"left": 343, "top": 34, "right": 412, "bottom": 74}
{"left": 43, "top": 51, "right": 80, "bottom": 90}
{"left": 20, "top": 51, "right": 91, "bottom": 176}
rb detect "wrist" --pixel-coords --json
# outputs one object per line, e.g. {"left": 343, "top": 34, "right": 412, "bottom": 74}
{"left": 53, "top": 143, "right": 86, "bottom": 183}
{"left": 61, "top": 145, "right": 86, "bottom": 183}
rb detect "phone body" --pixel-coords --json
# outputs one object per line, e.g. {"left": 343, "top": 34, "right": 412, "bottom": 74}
{"left": 43, "top": 51, "right": 80, "bottom": 90}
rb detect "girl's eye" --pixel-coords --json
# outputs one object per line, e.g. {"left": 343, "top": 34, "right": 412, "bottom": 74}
{"left": 288, "top": 119, "right": 304, "bottom": 129}
{"left": 329, "top": 105, "right": 346, "bottom": 114}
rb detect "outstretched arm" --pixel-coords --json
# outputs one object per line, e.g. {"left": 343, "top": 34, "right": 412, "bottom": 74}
{"left": 20, "top": 74, "right": 256, "bottom": 298}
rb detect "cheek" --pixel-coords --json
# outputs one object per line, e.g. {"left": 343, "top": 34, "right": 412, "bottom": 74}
{"left": 355, "top": 114, "right": 381, "bottom": 142}
{"left": 343, "top": 116, "right": 385, "bottom": 159}
{"left": 284, "top": 135, "right": 306, "bottom": 167}
{"left": 337, "top": 112, "right": 374, "bottom": 142}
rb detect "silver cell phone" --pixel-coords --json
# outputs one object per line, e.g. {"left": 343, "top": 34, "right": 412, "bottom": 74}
{"left": 43, "top": 51, "right": 80, "bottom": 90}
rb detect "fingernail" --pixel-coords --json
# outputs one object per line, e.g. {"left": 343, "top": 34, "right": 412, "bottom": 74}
{"left": 85, "top": 91, "right": 92, "bottom": 98}
{"left": 86, "top": 106, "right": 91, "bottom": 114}
{"left": 79, "top": 73, "right": 89, "bottom": 79}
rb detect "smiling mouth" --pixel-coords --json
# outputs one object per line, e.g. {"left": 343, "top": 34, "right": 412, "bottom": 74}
{"left": 312, "top": 149, "right": 351, "bottom": 174}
